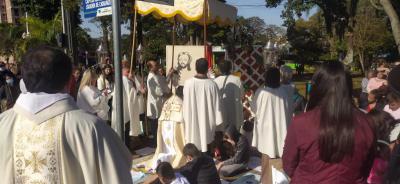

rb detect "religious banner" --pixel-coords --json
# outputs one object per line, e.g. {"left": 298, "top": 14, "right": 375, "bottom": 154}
{"left": 166, "top": 45, "right": 204, "bottom": 86}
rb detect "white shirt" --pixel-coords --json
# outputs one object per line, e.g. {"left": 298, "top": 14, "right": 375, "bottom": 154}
{"left": 77, "top": 85, "right": 110, "bottom": 121}
{"left": 146, "top": 72, "right": 169, "bottom": 119}
{"left": 97, "top": 75, "right": 113, "bottom": 92}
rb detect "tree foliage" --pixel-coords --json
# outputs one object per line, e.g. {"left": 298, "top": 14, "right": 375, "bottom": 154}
{"left": 287, "top": 12, "right": 330, "bottom": 63}
{"left": 353, "top": 1, "right": 395, "bottom": 71}
{"left": 266, "top": 0, "right": 358, "bottom": 38}
{"left": 0, "top": 24, "right": 23, "bottom": 62}
{"left": 13, "top": 0, "right": 61, "bottom": 21}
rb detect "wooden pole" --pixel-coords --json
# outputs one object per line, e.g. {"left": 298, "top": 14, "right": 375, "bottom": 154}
{"left": 203, "top": 0, "right": 208, "bottom": 58}
{"left": 171, "top": 18, "right": 176, "bottom": 69}
{"left": 130, "top": 6, "right": 138, "bottom": 74}
{"left": 170, "top": 18, "right": 176, "bottom": 90}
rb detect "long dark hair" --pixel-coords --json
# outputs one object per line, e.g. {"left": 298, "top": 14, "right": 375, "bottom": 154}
{"left": 307, "top": 61, "right": 355, "bottom": 163}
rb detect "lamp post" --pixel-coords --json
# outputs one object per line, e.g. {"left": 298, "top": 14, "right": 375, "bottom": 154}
{"left": 111, "top": 0, "right": 124, "bottom": 141}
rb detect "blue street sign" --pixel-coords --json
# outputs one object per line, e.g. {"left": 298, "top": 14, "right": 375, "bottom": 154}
{"left": 83, "top": 0, "right": 112, "bottom": 19}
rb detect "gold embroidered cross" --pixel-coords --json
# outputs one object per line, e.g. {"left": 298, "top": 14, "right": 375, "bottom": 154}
{"left": 25, "top": 152, "right": 47, "bottom": 173}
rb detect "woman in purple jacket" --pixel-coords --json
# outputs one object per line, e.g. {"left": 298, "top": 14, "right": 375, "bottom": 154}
{"left": 283, "top": 61, "right": 374, "bottom": 184}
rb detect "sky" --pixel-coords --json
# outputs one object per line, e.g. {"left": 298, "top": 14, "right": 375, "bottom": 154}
{"left": 81, "top": 0, "right": 286, "bottom": 38}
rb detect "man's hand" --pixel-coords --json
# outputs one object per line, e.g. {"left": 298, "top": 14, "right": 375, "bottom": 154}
{"left": 167, "top": 67, "right": 175, "bottom": 77}
{"left": 140, "top": 86, "right": 147, "bottom": 94}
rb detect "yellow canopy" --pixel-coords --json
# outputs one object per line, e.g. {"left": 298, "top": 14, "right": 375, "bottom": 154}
{"left": 135, "top": 0, "right": 237, "bottom": 26}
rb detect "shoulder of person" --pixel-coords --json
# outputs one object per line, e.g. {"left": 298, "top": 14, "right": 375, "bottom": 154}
{"left": 183, "top": 77, "right": 195, "bottom": 85}
{"left": 64, "top": 109, "right": 106, "bottom": 132}
{"left": 291, "top": 109, "right": 319, "bottom": 127}
{"left": 0, "top": 109, "right": 17, "bottom": 125}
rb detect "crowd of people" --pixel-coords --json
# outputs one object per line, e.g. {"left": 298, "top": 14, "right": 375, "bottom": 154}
{"left": 1, "top": 45, "right": 400, "bottom": 184}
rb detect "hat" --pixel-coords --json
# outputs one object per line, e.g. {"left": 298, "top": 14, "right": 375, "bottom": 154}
{"left": 388, "top": 65, "right": 400, "bottom": 95}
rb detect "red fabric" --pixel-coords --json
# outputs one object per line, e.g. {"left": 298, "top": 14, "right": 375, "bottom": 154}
{"left": 205, "top": 45, "right": 213, "bottom": 68}
{"left": 283, "top": 108, "right": 374, "bottom": 184}
{"left": 367, "top": 158, "right": 388, "bottom": 184}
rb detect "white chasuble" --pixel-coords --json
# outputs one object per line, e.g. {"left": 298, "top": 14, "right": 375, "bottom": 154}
{"left": 148, "top": 96, "right": 186, "bottom": 170}
{"left": 0, "top": 97, "right": 133, "bottom": 184}
{"left": 13, "top": 115, "right": 63, "bottom": 184}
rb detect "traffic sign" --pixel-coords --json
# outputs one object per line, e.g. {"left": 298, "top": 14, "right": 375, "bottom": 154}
{"left": 83, "top": 0, "right": 112, "bottom": 18}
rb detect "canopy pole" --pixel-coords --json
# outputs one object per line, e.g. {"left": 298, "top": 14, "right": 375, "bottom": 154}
{"left": 203, "top": 0, "right": 208, "bottom": 59}
{"left": 112, "top": 0, "right": 124, "bottom": 141}
{"left": 130, "top": 5, "right": 138, "bottom": 74}
{"left": 170, "top": 17, "right": 176, "bottom": 90}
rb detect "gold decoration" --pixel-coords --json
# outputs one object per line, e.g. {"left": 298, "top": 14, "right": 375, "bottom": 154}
{"left": 13, "top": 115, "right": 63, "bottom": 184}
{"left": 25, "top": 152, "right": 47, "bottom": 173}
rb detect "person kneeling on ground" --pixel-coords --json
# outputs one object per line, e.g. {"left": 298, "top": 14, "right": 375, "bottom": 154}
{"left": 178, "top": 143, "right": 221, "bottom": 184}
{"left": 216, "top": 126, "right": 251, "bottom": 177}
{"left": 156, "top": 162, "right": 189, "bottom": 184}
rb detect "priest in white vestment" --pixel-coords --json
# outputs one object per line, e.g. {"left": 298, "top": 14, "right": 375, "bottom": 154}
{"left": 147, "top": 61, "right": 171, "bottom": 139}
{"left": 147, "top": 86, "right": 186, "bottom": 170}
{"left": 112, "top": 65, "right": 142, "bottom": 147}
{"left": 251, "top": 67, "right": 290, "bottom": 184}
{"left": 183, "top": 58, "right": 223, "bottom": 152}
{"left": 214, "top": 60, "right": 244, "bottom": 130}
{"left": 0, "top": 46, "right": 132, "bottom": 184}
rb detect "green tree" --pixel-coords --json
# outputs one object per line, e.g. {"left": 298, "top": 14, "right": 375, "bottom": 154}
{"left": 91, "top": 16, "right": 112, "bottom": 58}
{"left": 0, "top": 24, "right": 23, "bottom": 62}
{"left": 370, "top": 0, "right": 400, "bottom": 54}
{"left": 287, "top": 12, "right": 330, "bottom": 63}
{"left": 233, "top": 16, "right": 267, "bottom": 47}
{"left": 353, "top": 4, "right": 395, "bottom": 72}
{"left": 13, "top": 0, "right": 61, "bottom": 20}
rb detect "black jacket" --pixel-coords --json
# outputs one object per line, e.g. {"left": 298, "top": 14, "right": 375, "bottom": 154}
{"left": 178, "top": 155, "right": 221, "bottom": 184}
{"left": 223, "top": 135, "right": 250, "bottom": 165}
{"left": 385, "top": 144, "right": 400, "bottom": 184}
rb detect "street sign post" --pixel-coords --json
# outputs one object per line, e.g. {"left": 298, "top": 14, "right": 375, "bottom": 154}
{"left": 83, "top": 0, "right": 112, "bottom": 18}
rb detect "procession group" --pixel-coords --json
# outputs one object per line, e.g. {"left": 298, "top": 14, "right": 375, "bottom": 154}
{"left": 1, "top": 46, "right": 400, "bottom": 184}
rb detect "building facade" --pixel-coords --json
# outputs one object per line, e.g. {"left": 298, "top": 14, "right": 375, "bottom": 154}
{"left": 0, "top": 0, "right": 21, "bottom": 24}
